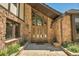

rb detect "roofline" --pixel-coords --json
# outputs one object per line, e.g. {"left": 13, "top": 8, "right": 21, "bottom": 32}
{"left": 40, "top": 3, "right": 62, "bottom": 15}
{"left": 65, "top": 9, "right": 79, "bottom": 14}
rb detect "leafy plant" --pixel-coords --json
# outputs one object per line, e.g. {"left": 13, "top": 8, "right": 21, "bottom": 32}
{"left": 0, "top": 43, "right": 20, "bottom": 56}
{"left": 7, "top": 44, "right": 20, "bottom": 55}
{"left": 67, "top": 45, "right": 79, "bottom": 53}
{"left": 0, "top": 49, "right": 8, "bottom": 56}
{"left": 62, "top": 41, "right": 69, "bottom": 48}
{"left": 63, "top": 42, "right": 79, "bottom": 53}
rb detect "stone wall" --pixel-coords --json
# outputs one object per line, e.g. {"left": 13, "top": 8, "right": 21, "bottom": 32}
{"left": 48, "top": 17, "right": 54, "bottom": 43}
{"left": 25, "top": 4, "right": 32, "bottom": 42}
{"left": 0, "top": 6, "right": 25, "bottom": 45}
{"left": 52, "top": 18, "right": 62, "bottom": 45}
{"left": 62, "top": 14, "right": 72, "bottom": 43}
{"left": 53, "top": 14, "right": 72, "bottom": 44}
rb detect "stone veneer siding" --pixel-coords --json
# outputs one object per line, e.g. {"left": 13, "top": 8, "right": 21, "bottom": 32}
{"left": 62, "top": 14, "right": 72, "bottom": 43}
{"left": 0, "top": 6, "right": 26, "bottom": 45}
{"left": 52, "top": 18, "right": 62, "bottom": 45}
{"left": 24, "top": 4, "right": 32, "bottom": 42}
{"left": 48, "top": 17, "right": 54, "bottom": 43}
{"left": 53, "top": 14, "right": 72, "bottom": 44}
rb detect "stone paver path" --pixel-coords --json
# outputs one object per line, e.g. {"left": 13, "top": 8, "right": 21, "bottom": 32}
{"left": 18, "top": 43, "right": 67, "bottom": 56}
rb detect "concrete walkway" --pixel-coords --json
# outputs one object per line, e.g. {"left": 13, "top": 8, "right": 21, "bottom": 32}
{"left": 18, "top": 43, "right": 67, "bottom": 56}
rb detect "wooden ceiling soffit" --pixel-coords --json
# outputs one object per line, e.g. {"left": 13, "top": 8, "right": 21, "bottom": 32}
{"left": 27, "top": 3, "right": 62, "bottom": 19}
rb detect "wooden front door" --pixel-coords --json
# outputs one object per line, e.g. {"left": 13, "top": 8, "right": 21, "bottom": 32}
{"left": 31, "top": 13, "right": 48, "bottom": 43}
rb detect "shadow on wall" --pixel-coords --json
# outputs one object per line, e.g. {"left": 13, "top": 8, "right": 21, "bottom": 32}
{"left": 19, "top": 36, "right": 28, "bottom": 46}
{"left": 51, "top": 36, "right": 57, "bottom": 45}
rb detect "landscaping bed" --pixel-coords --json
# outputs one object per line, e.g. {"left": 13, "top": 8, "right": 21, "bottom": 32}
{"left": 0, "top": 38, "right": 28, "bottom": 56}
{"left": 10, "top": 42, "right": 29, "bottom": 56}
{"left": 62, "top": 42, "right": 79, "bottom": 56}
{"left": 0, "top": 43, "right": 21, "bottom": 56}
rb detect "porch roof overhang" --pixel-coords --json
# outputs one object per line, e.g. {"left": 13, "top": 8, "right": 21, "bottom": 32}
{"left": 65, "top": 9, "right": 79, "bottom": 14}
{"left": 28, "top": 3, "right": 62, "bottom": 19}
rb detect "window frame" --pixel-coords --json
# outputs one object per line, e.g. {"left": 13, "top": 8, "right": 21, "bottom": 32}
{"left": 74, "top": 15, "right": 79, "bottom": 34}
{"left": 5, "top": 19, "right": 21, "bottom": 40}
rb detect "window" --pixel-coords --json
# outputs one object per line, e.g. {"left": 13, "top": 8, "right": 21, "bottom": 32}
{"left": 13, "top": 3, "right": 17, "bottom": 7}
{"left": 75, "top": 17, "right": 79, "bottom": 33}
{"left": 32, "top": 12, "right": 43, "bottom": 26}
{"left": 10, "top": 3, "right": 18, "bottom": 16}
{"left": 0, "top": 3, "right": 8, "bottom": 9}
{"left": 19, "top": 4, "right": 24, "bottom": 20}
{"left": 6, "top": 22, "right": 13, "bottom": 39}
{"left": 74, "top": 15, "right": 79, "bottom": 40}
{"left": 15, "top": 23, "right": 20, "bottom": 38}
{"left": 6, "top": 19, "right": 20, "bottom": 39}
{"left": 76, "top": 23, "right": 79, "bottom": 33}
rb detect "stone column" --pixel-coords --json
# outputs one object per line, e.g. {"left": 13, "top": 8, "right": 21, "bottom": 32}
{"left": 25, "top": 4, "right": 32, "bottom": 42}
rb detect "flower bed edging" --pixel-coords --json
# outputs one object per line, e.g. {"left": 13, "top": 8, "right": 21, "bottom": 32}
{"left": 10, "top": 42, "right": 29, "bottom": 56}
{"left": 62, "top": 47, "right": 79, "bottom": 56}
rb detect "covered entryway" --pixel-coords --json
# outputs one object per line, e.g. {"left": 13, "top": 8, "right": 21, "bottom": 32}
{"left": 27, "top": 3, "right": 61, "bottom": 43}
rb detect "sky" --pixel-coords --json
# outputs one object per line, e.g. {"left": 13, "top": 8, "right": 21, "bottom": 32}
{"left": 47, "top": 3, "right": 79, "bottom": 13}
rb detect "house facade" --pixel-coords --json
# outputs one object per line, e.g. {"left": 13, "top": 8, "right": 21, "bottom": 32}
{"left": 0, "top": 3, "right": 79, "bottom": 48}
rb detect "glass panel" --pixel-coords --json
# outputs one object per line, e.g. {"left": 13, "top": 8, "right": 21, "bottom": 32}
{"left": 15, "top": 23, "right": 20, "bottom": 38}
{"left": 6, "top": 23, "right": 13, "bottom": 39}
{"left": 76, "top": 23, "right": 79, "bottom": 33}
{"left": 32, "top": 17, "right": 37, "bottom": 25}
{"left": 75, "top": 16, "right": 79, "bottom": 40}
{"left": 0, "top": 3, "right": 8, "bottom": 9}
{"left": 6, "top": 19, "right": 20, "bottom": 39}
{"left": 19, "top": 3, "right": 24, "bottom": 20}
{"left": 13, "top": 3, "right": 17, "bottom": 7}
{"left": 75, "top": 17, "right": 79, "bottom": 33}
{"left": 10, "top": 4, "right": 17, "bottom": 16}
{"left": 37, "top": 19, "right": 42, "bottom": 26}
{"left": 32, "top": 12, "right": 43, "bottom": 26}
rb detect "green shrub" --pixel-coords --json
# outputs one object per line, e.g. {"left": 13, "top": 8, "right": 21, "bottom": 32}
{"left": 0, "top": 43, "right": 20, "bottom": 56}
{"left": 63, "top": 42, "right": 79, "bottom": 53}
{"left": 7, "top": 44, "right": 20, "bottom": 55}
{"left": 62, "top": 41, "right": 70, "bottom": 48}
{"left": 0, "top": 49, "right": 8, "bottom": 56}
{"left": 67, "top": 45, "right": 79, "bottom": 53}
{"left": 63, "top": 43, "right": 68, "bottom": 48}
